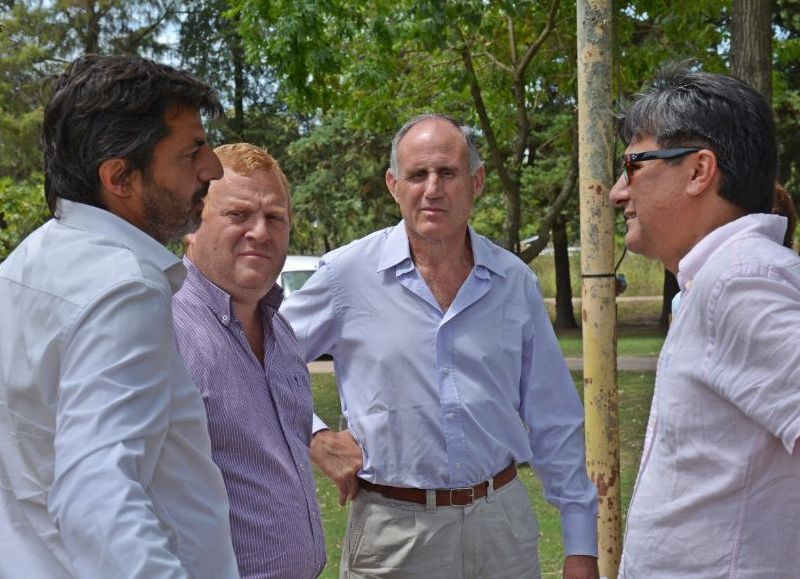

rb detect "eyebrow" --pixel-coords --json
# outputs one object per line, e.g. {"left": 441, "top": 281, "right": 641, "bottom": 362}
{"left": 222, "top": 199, "right": 255, "bottom": 210}
{"left": 404, "top": 164, "right": 458, "bottom": 174}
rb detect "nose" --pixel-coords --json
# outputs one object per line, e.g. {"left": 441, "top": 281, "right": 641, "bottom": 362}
{"left": 246, "top": 215, "right": 272, "bottom": 243}
{"left": 423, "top": 172, "right": 444, "bottom": 198}
{"left": 608, "top": 173, "right": 629, "bottom": 208}
{"left": 200, "top": 146, "right": 224, "bottom": 182}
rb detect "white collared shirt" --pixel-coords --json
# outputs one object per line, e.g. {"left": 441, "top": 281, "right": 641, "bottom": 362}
{"left": 0, "top": 200, "right": 239, "bottom": 578}
{"left": 621, "top": 213, "right": 800, "bottom": 578}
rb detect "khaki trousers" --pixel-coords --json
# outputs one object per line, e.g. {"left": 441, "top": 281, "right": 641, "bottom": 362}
{"left": 340, "top": 477, "right": 541, "bottom": 579}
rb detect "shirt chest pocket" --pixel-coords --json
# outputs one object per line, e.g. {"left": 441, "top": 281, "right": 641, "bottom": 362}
{"left": 269, "top": 372, "right": 314, "bottom": 446}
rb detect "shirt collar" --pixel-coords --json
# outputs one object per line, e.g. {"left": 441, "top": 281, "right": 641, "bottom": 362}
{"left": 56, "top": 198, "right": 186, "bottom": 292}
{"left": 677, "top": 213, "right": 788, "bottom": 292}
{"left": 182, "top": 256, "right": 283, "bottom": 325}
{"left": 376, "top": 220, "right": 506, "bottom": 280}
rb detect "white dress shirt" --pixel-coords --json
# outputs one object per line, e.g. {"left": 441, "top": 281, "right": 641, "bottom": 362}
{"left": 0, "top": 200, "right": 239, "bottom": 578}
{"left": 621, "top": 214, "right": 800, "bottom": 578}
{"left": 282, "top": 222, "right": 598, "bottom": 556}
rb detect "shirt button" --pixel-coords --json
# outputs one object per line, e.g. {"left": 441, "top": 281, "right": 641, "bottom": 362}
{"left": 299, "top": 464, "right": 305, "bottom": 471}
{"left": 447, "top": 413, "right": 455, "bottom": 420}
{"left": 455, "top": 463, "right": 461, "bottom": 469}
{"left": 221, "top": 314, "right": 230, "bottom": 323}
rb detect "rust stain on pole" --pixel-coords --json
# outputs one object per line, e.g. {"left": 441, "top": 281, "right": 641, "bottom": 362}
{"left": 578, "top": 0, "right": 621, "bottom": 577}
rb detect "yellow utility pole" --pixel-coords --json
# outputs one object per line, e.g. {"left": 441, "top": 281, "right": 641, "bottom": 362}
{"left": 576, "top": 1, "right": 621, "bottom": 577}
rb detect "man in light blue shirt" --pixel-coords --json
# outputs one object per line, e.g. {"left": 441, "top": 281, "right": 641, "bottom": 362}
{"left": 281, "top": 114, "right": 598, "bottom": 578}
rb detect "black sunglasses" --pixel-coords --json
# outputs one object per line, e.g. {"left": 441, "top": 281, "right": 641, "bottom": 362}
{"left": 620, "top": 147, "right": 701, "bottom": 185}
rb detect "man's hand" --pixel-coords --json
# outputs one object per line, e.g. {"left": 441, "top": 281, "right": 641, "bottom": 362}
{"left": 310, "top": 429, "right": 363, "bottom": 506}
{"left": 563, "top": 555, "right": 599, "bottom": 579}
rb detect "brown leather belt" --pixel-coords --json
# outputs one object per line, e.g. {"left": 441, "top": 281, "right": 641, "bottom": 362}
{"left": 359, "top": 463, "right": 517, "bottom": 507}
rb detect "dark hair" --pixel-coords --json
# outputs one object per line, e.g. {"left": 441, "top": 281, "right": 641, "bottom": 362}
{"left": 390, "top": 113, "right": 483, "bottom": 176}
{"left": 773, "top": 182, "right": 797, "bottom": 249}
{"left": 42, "top": 54, "right": 223, "bottom": 216}
{"left": 617, "top": 63, "right": 777, "bottom": 214}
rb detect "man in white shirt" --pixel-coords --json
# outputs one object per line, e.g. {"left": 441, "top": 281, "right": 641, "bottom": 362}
{"left": 0, "top": 55, "right": 239, "bottom": 578}
{"left": 610, "top": 65, "right": 800, "bottom": 578}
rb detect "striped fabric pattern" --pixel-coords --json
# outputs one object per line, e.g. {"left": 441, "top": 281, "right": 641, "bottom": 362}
{"left": 173, "top": 259, "right": 325, "bottom": 579}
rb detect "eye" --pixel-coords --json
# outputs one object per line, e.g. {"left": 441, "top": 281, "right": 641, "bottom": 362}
{"left": 439, "top": 168, "right": 456, "bottom": 178}
{"left": 267, "top": 213, "right": 289, "bottom": 224}
{"left": 406, "top": 171, "right": 428, "bottom": 183}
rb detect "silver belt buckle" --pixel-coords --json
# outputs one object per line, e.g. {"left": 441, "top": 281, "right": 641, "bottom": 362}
{"left": 448, "top": 486, "right": 475, "bottom": 506}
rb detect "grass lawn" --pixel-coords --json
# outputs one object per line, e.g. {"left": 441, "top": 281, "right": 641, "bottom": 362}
{"left": 556, "top": 326, "right": 665, "bottom": 358}
{"left": 311, "top": 370, "right": 655, "bottom": 578}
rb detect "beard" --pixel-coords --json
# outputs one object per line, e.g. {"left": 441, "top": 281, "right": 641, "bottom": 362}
{"left": 141, "top": 181, "right": 210, "bottom": 244}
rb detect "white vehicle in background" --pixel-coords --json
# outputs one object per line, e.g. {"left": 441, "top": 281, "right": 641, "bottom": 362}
{"left": 278, "top": 255, "right": 320, "bottom": 296}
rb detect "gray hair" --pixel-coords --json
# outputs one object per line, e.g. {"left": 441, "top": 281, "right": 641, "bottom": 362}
{"left": 389, "top": 113, "right": 484, "bottom": 176}
{"left": 617, "top": 62, "right": 776, "bottom": 214}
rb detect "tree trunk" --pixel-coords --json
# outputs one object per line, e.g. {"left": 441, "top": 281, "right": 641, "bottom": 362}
{"left": 660, "top": 269, "right": 680, "bottom": 328}
{"left": 553, "top": 216, "right": 578, "bottom": 329}
{"left": 85, "top": 1, "right": 100, "bottom": 54}
{"left": 730, "top": 0, "right": 772, "bottom": 103}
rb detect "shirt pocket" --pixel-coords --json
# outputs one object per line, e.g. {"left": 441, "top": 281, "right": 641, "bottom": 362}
{"left": 271, "top": 372, "right": 314, "bottom": 446}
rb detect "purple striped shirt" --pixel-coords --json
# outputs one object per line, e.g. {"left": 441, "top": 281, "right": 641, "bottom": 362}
{"left": 173, "top": 258, "right": 325, "bottom": 579}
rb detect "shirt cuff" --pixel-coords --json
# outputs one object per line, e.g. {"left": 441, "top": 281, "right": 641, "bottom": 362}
{"left": 561, "top": 510, "right": 599, "bottom": 557}
{"left": 312, "top": 414, "right": 329, "bottom": 434}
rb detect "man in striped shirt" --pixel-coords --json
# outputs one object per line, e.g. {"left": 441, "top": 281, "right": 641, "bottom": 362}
{"left": 172, "top": 143, "right": 325, "bottom": 578}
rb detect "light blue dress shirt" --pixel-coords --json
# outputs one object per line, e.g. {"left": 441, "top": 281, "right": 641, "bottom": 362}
{"left": 281, "top": 222, "right": 598, "bottom": 555}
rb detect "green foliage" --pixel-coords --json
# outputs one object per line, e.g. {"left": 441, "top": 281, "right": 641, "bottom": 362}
{"left": 0, "top": 2, "right": 60, "bottom": 179}
{"left": 284, "top": 111, "right": 398, "bottom": 253}
{"left": 774, "top": 0, "right": 800, "bottom": 197}
{"left": 0, "top": 173, "right": 48, "bottom": 260}
{"left": 235, "top": 0, "right": 584, "bottom": 251}
{"left": 0, "top": 0, "right": 180, "bottom": 181}
{"left": 51, "top": 0, "right": 177, "bottom": 57}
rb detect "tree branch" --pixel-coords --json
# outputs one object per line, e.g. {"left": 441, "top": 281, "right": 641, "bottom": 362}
{"left": 459, "top": 45, "right": 517, "bottom": 199}
{"left": 508, "top": 15, "right": 518, "bottom": 65}
{"left": 474, "top": 48, "right": 513, "bottom": 74}
{"left": 123, "top": 1, "right": 178, "bottom": 51}
{"left": 518, "top": 123, "right": 578, "bottom": 263}
{"left": 516, "top": 0, "right": 560, "bottom": 77}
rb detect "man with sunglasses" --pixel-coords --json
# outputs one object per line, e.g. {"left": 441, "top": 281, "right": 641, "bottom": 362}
{"left": 610, "top": 66, "right": 800, "bottom": 577}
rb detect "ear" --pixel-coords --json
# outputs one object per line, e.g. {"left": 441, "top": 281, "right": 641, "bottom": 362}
{"left": 472, "top": 165, "right": 486, "bottom": 199}
{"left": 183, "top": 232, "right": 196, "bottom": 257}
{"left": 385, "top": 168, "right": 399, "bottom": 203}
{"left": 98, "top": 158, "right": 138, "bottom": 200}
{"left": 686, "top": 149, "right": 720, "bottom": 198}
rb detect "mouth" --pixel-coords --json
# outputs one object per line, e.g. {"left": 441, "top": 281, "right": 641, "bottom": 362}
{"left": 193, "top": 183, "right": 210, "bottom": 204}
{"left": 238, "top": 251, "right": 270, "bottom": 259}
